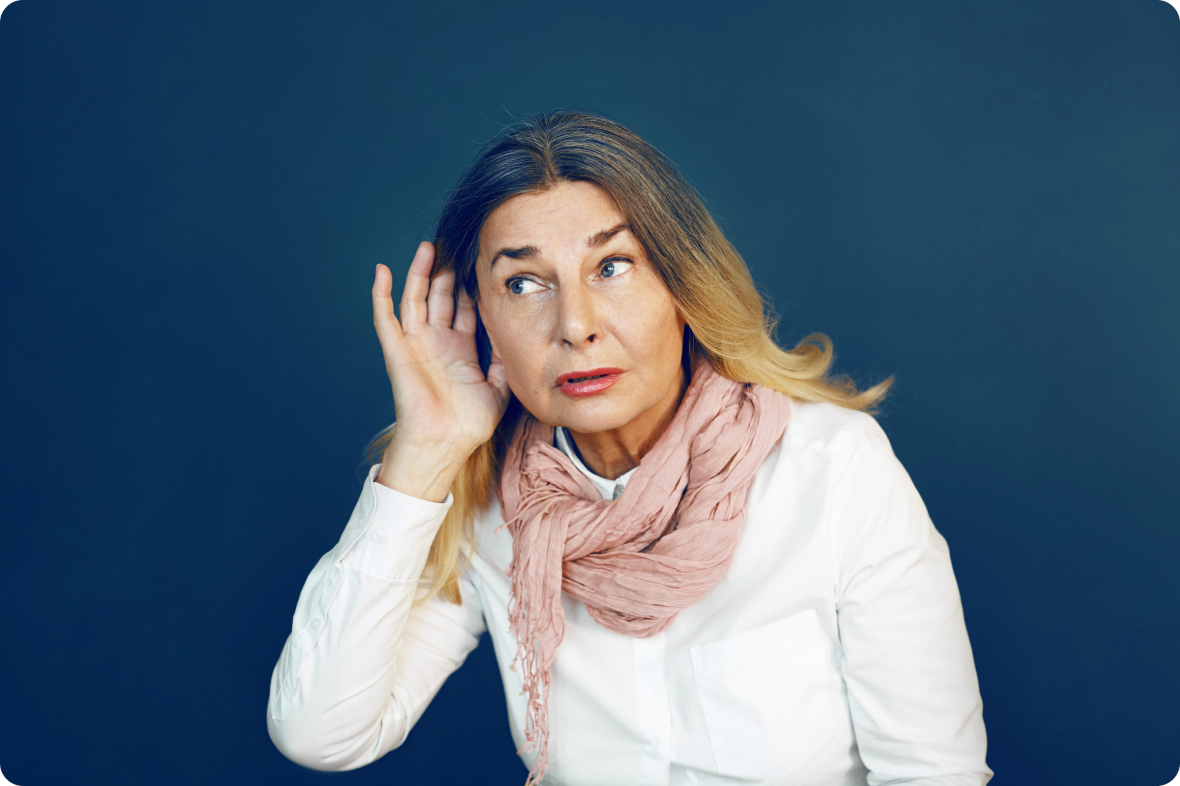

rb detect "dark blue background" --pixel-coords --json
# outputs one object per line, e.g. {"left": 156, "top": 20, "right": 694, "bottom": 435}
{"left": 2, "top": 1, "right": 1178, "bottom": 784}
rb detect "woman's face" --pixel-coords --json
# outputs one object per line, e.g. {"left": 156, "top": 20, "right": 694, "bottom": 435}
{"left": 474, "top": 180, "right": 687, "bottom": 435}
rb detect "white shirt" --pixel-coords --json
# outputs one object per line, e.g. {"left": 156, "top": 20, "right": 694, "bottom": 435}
{"left": 267, "top": 400, "right": 993, "bottom": 785}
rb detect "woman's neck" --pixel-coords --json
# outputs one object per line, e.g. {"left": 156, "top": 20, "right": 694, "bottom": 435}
{"left": 565, "top": 363, "right": 689, "bottom": 480}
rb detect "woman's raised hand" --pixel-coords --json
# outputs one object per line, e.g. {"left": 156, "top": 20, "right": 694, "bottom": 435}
{"left": 371, "top": 241, "right": 511, "bottom": 502}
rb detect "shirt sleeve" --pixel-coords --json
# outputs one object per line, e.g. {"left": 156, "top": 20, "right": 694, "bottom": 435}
{"left": 831, "top": 416, "right": 994, "bottom": 786}
{"left": 266, "top": 463, "right": 488, "bottom": 771}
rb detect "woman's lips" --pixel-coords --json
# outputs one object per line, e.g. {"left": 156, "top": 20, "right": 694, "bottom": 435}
{"left": 556, "top": 367, "right": 624, "bottom": 397}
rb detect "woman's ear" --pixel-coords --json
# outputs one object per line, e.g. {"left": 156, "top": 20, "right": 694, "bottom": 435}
{"left": 486, "top": 326, "right": 501, "bottom": 357}
{"left": 474, "top": 303, "right": 497, "bottom": 375}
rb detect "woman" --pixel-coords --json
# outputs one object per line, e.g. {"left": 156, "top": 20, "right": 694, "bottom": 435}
{"left": 266, "top": 110, "right": 992, "bottom": 786}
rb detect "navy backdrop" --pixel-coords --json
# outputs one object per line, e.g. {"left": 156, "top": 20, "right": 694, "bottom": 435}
{"left": 1, "top": 1, "right": 1178, "bottom": 785}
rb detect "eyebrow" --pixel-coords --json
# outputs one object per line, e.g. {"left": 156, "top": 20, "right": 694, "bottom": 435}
{"left": 488, "top": 222, "right": 630, "bottom": 269}
{"left": 587, "top": 222, "right": 631, "bottom": 249}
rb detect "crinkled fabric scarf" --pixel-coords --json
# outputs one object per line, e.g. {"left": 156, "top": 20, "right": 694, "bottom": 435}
{"left": 496, "top": 358, "right": 793, "bottom": 785}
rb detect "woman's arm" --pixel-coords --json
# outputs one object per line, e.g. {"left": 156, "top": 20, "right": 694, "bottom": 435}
{"left": 832, "top": 416, "right": 994, "bottom": 786}
{"left": 266, "top": 464, "right": 486, "bottom": 770}
{"left": 266, "top": 242, "right": 510, "bottom": 769}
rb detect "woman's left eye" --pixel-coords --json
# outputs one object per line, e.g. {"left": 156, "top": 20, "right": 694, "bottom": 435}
{"left": 600, "top": 258, "right": 634, "bottom": 278}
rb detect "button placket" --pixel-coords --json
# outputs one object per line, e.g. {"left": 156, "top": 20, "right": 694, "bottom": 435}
{"left": 633, "top": 633, "right": 672, "bottom": 785}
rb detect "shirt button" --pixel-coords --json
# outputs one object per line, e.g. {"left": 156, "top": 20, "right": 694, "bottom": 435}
{"left": 309, "top": 618, "right": 321, "bottom": 631}
{"left": 372, "top": 528, "right": 389, "bottom": 544}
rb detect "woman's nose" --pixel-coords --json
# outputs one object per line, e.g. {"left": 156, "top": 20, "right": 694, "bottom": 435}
{"left": 556, "top": 284, "right": 601, "bottom": 348}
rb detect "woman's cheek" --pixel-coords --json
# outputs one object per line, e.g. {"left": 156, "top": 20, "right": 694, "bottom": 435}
{"left": 500, "top": 321, "right": 554, "bottom": 394}
{"left": 488, "top": 295, "right": 551, "bottom": 345}
{"left": 615, "top": 296, "right": 664, "bottom": 347}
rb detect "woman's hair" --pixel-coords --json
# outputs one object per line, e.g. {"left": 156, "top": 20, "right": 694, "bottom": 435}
{"left": 368, "top": 110, "right": 892, "bottom": 605}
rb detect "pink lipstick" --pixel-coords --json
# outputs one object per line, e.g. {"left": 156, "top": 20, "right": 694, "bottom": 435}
{"left": 555, "top": 367, "right": 624, "bottom": 397}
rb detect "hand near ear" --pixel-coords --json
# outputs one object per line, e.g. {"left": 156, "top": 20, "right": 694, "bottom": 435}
{"left": 371, "top": 241, "right": 511, "bottom": 501}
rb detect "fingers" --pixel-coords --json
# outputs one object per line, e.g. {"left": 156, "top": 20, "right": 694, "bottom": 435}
{"left": 398, "top": 241, "right": 434, "bottom": 330}
{"left": 373, "top": 264, "right": 406, "bottom": 355}
{"left": 426, "top": 265, "right": 456, "bottom": 328}
{"left": 453, "top": 285, "right": 478, "bottom": 334}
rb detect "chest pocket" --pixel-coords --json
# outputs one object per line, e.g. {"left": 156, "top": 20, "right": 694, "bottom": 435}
{"left": 689, "top": 607, "right": 844, "bottom": 778}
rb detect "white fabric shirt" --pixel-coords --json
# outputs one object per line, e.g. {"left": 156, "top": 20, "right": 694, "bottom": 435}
{"left": 267, "top": 400, "right": 993, "bottom": 785}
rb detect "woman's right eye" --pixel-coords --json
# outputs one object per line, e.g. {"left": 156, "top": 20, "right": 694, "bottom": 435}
{"left": 507, "top": 277, "right": 542, "bottom": 295}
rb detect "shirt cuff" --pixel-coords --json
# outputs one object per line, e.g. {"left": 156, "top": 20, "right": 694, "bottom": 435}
{"left": 333, "top": 463, "right": 455, "bottom": 581}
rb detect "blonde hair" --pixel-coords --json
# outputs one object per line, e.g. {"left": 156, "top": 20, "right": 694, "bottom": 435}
{"left": 367, "top": 111, "right": 892, "bottom": 605}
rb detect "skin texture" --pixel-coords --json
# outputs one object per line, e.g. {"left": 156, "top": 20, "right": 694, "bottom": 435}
{"left": 475, "top": 181, "right": 688, "bottom": 480}
{"left": 369, "top": 180, "right": 686, "bottom": 501}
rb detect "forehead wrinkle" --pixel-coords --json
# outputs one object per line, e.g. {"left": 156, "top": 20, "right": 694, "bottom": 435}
{"left": 489, "top": 222, "right": 631, "bottom": 271}
{"left": 488, "top": 244, "right": 539, "bottom": 270}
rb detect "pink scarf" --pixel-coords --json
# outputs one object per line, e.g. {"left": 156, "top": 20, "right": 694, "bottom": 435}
{"left": 496, "top": 357, "right": 793, "bottom": 784}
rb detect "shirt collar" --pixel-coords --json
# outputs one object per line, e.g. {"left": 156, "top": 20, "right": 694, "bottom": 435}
{"left": 553, "top": 426, "right": 637, "bottom": 501}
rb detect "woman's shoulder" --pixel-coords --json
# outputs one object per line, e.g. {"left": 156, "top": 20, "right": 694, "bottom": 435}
{"left": 763, "top": 397, "right": 915, "bottom": 506}
{"left": 781, "top": 397, "right": 893, "bottom": 460}
{"left": 768, "top": 400, "right": 919, "bottom": 534}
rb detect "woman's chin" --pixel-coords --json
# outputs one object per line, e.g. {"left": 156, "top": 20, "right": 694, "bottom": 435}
{"left": 538, "top": 395, "right": 640, "bottom": 436}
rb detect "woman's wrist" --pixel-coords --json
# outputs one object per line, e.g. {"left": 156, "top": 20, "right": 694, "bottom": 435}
{"left": 375, "top": 435, "right": 475, "bottom": 503}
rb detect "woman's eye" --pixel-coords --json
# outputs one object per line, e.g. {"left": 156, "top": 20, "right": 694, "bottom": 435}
{"left": 507, "top": 277, "right": 542, "bottom": 295}
{"left": 600, "top": 258, "right": 634, "bottom": 278}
